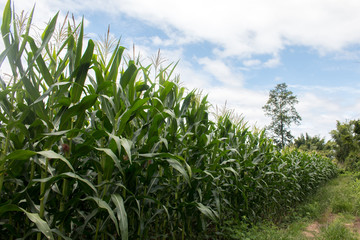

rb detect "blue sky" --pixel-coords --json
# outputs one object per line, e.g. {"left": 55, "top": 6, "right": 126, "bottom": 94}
{"left": 1, "top": 0, "right": 360, "bottom": 140}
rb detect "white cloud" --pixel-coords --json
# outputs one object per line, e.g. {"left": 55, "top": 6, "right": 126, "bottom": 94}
{"left": 197, "top": 57, "right": 243, "bottom": 87}
{"left": 243, "top": 59, "right": 262, "bottom": 67}
{"left": 264, "top": 54, "right": 281, "bottom": 68}
{"left": 206, "top": 86, "right": 269, "bottom": 126}
{"left": 291, "top": 84, "right": 360, "bottom": 95}
{"left": 292, "top": 91, "right": 360, "bottom": 139}
{"left": 6, "top": 0, "right": 360, "bottom": 59}
{"left": 242, "top": 54, "right": 280, "bottom": 69}
{"left": 274, "top": 77, "right": 283, "bottom": 82}
{"left": 102, "top": 0, "right": 360, "bottom": 58}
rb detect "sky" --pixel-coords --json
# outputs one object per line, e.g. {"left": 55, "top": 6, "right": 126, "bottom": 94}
{"left": 1, "top": 0, "right": 360, "bottom": 140}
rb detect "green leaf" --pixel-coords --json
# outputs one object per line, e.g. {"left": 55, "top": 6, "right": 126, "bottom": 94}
{"left": 116, "top": 98, "right": 149, "bottom": 135}
{"left": 23, "top": 210, "right": 54, "bottom": 240}
{"left": 111, "top": 194, "right": 128, "bottom": 240}
{"left": 93, "top": 66, "right": 105, "bottom": 90}
{"left": 31, "top": 82, "right": 70, "bottom": 106}
{"left": 0, "top": 204, "right": 54, "bottom": 240}
{"left": 57, "top": 97, "right": 72, "bottom": 107}
{"left": 70, "top": 39, "right": 95, "bottom": 103}
{"left": 37, "top": 150, "right": 74, "bottom": 172}
{"left": 17, "top": 5, "right": 35, "bottom": 61}
{"left": 1, "top": 0, "right": 11, "bottom": 40}
{"left": 58, "top": 94, "right": 96, "bottom": 130}
{"left": 0, "top": 42, "right": 13, "bottom": 68}
{"left": 59, "top": 105, "right": 80, "bottom": 130}
{"left": 50, "top": 229, "right": 72, "bottom": 240}
{"left": 166, "top": 158, "right": 190, "bottom": 185}
{"left": 75, "top": 18, "right": 84, "bottom": 68}
{"left": 20, "top": 75, "right": 40, "bottom": 101}
{"left": 95, "top": 147, "right": 122, "bottom": 172}
{"left": 107, "top": 132, "right": 122, "bottom": 157}
{"left": 26, "top": 35, "right": 54, "bottom": 86}
{"left": 120, "top": 63, "right": 137, "bottom": 89}
{"left": 33, "top": 172, "right": 98, "bottom": 195}
{"left": 120, "top": 138, "right": 132, "bottom": 164}
{"left": 79, "top": 94, "right": 98, "bottom": 109}
{"left": 197, "top": 203, "right": 218, "bottom": 222}
{"left": 223, "top": 167, "right": 239, "bottom": 177}
{"left": 28, "top": 12, "right": 59, "bottom": 69}
{"left": 106, "top": 45, "right": 125, "bottom": 82}
{"left": 159, "top": 81, "right": 175, "bottom": 102}
{"left": 0, "top": 88, "right": 12, "bottom": 114}
{"left": 0, "top": 204, "right": 22, "bottom": 215}
{"left": 83, "top": 196, "right": 119, "bottom": 235}
{"left": 43, "top": 130, "right": 69, "bottom": 136}
{"left": 5, "top": 149, "right": 36, "bottom": 161}
{"left": 180, "top": 92, "right": 193, "bottom": 116}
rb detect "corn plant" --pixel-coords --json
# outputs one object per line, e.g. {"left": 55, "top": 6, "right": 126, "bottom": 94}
{"left": 0, "top": 1, "right": 337, "bottom": 239}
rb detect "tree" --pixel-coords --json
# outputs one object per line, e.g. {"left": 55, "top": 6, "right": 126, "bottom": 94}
{"left": 330, "top": 119, "right": 360, "bottom": 168}
{"left": 292, "top": 133, "right": 335, "bottom": 159}
{"left": 294, "top": 133, "right": 325, "bottom": 151}
{"left": 263, "top": 83, "right": 302, "bottom": 149}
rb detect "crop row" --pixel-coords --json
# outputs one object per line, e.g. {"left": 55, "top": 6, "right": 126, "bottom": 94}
{"left": 0, "top": 2, "right": 337, "bottom": 239}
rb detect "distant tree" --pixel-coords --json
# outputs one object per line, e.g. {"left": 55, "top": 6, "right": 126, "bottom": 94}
{"left": 293, "top": 133, "right": 335, "bottom": 158}
{"left": 330, "top": 119, "right": 360, "bottom": 166}
{"left": 263, "top": 83, "right": 302, "bottom": 149}
{"left": 294, "top": 133, "right": 325, "bottom": 151}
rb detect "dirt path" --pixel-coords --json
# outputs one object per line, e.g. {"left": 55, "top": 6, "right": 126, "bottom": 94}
{"left": 302, "top": 211, "right": 360, "bottom": 239}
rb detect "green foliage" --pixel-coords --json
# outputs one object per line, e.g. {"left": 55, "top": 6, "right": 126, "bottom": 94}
{"left": 294, "top": 133, "right": 326, "bottom": 151}
{"left": 292, "top": 133, "right": 335, "bottom": 159}
{"left": 325, "top": 174, "right": 360, "bottom": 216}
{"left": 263, "top": 83, "right": 302, "bottom": 149}
{"left": 229, "top": 174, "right": 360, "bottom": 239}
{"left": 0, "top": 2, "right": 337, "bottom": 239}
{"left": 319, "top": 220, "right": 358, "bottom": 240}
{"left": 331, "top": 119, "right": 360, "bottom": 170}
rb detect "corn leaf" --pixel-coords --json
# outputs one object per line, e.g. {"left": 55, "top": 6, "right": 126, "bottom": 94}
{"left": 1, "top": 0, "right": 11, "bottom": 44}
{"left": 37, "top": 150, "right": 74, "bottom": 172}
{"left": 167, "top": 158, "right": 190, "bottom": 185}
{"left": 0, "top": 204, "right": 54, "bottom": 240}
{"left": 111, "top": 194, "right": 128, "bottom": 240}
{"left": 83, "top": 196, "right": 119, "bottom": 235}
{"left": 24, "top": 210, "right": 54, "bottom": 240}
{"left": 197, "top": 203, "right": 218, "bottom": 222}
{"left": 70, "top": 39, "right": 94, "bottom": 103}
{"left": 5, "top": 149, "right": 36, "bottom": 161}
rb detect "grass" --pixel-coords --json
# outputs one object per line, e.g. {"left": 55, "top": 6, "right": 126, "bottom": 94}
{"left": 318, "top": 218, "right": 358, "bottom": 240}
{"left": 228, "top": 173, "right": 360, "bottom": 239}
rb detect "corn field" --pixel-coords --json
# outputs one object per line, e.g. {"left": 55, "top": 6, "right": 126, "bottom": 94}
{"left": 0, "top": 2, "right": 337, "bottom": 239}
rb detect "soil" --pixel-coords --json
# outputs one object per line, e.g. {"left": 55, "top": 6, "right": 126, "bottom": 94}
{"left": 303, "top": 221, "right": 321, "bottom": 238}
{"left": 302, "top": 211, "right": 360, "bottom": 239}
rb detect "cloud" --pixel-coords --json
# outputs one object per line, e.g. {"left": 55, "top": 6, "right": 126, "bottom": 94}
{"left": 206, "top": 87, "right": 269, "bottom": 125}
{"left": 243, "top": 59, "right": 262, "bottom": 67}
{"left": 292, "top": 92, "right": 360, "bottom": 139}
{"left": 102, "top": 0, "right": 360, "bottom": 58}
{"left": 264, "top": 54, "right": 281, "bottom": 68}
{"left": 197, "top": 57, "right": 244, "bottom": 87}
{"left": 291, "top": 84, "right": 360, "bottom": 95}
{"left": 5, "top": 0, "right": 360, "bottom": 58}
{"left": 6, "top": 0, "right": 360, "bottom": 59}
